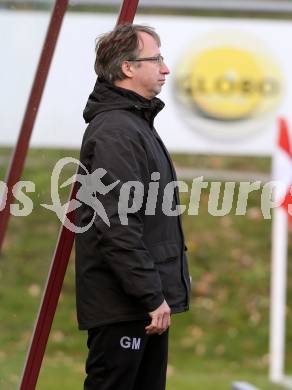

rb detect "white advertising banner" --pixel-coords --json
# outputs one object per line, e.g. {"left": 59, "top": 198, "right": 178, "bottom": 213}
{"left": 1, "top": 10, "right": 292, "bottom": 155}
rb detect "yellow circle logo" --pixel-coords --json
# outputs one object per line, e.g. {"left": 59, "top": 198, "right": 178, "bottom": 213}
{"left": 174, "top": 31, "right": 283, "bottom": 138}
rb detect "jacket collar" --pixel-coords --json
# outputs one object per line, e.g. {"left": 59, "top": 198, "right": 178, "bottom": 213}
{"left": 83, "top": 77, "right": 165, "bottom": 125}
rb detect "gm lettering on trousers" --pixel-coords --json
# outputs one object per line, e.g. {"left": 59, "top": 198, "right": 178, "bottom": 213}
{"left": 120, "top": 336, "right": 141, "bottom": 350}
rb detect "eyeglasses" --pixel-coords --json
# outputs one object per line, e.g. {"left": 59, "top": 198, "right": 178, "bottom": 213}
{"left": 127, "top": 54, "right": 165, "bottom": 65}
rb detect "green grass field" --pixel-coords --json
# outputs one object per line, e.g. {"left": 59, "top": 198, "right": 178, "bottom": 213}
{"left": 0, "top": 147, "right": 291, "bottom": 389}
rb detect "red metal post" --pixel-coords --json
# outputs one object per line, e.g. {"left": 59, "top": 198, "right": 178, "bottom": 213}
{"left": 0, "top": 0, "right": 69, "bottom": 253}
{"left": 19, "top": 1, "right": 139, "bottom": 388}
{"left": 19, "top": 182, "right": 77, "bottom": 390}
{"left": 117, "top": 0, "right": 139, "bottom": 26}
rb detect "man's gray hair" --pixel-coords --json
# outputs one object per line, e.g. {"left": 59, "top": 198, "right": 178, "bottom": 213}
{"left": 94, "top": 23, "right": 161, "bottom": 83}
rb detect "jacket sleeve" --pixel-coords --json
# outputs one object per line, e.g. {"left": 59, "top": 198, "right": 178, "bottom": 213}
{"left": 87, "top": 125, "right": 164, "bottom": 312}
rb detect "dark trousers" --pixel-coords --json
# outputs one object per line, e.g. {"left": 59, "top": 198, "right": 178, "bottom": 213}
{"left": 84, "top": 320, "right": 169, "bottom": 390}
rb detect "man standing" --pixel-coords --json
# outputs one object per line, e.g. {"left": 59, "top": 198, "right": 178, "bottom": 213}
{"left": 75, "top": 23, "right": 190, "bottom": 390}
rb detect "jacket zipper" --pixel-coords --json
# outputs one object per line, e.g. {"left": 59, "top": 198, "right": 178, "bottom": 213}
{"left": 150, "top": 126, "right": 190, "bottom": 307}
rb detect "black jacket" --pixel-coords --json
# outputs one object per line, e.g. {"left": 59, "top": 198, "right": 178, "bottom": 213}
{"left": 75, "top": 79, "right": 190, "bottom": 330}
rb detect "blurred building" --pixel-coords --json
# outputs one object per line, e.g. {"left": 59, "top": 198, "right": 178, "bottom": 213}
{"left": 1, "top": 0, "right": 292, "bottom": 14}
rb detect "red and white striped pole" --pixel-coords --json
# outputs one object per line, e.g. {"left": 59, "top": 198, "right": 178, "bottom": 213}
{"left": 19, "top": 1, "right": 139, "bottom": 389}
{"left": 269, "top": 117, "right": 292, "bottom": 384}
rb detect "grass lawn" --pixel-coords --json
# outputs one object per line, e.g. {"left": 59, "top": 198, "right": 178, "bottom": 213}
{"left": 0, "top": 147, "right": 291, "bottom": 389}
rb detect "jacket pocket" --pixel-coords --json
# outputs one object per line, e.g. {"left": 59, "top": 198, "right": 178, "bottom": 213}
{"left": 149, "top": 242, "right": 186, "bottom": 306}
{"left": 149, "top": 241, "right": 181, "bottom": 264}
